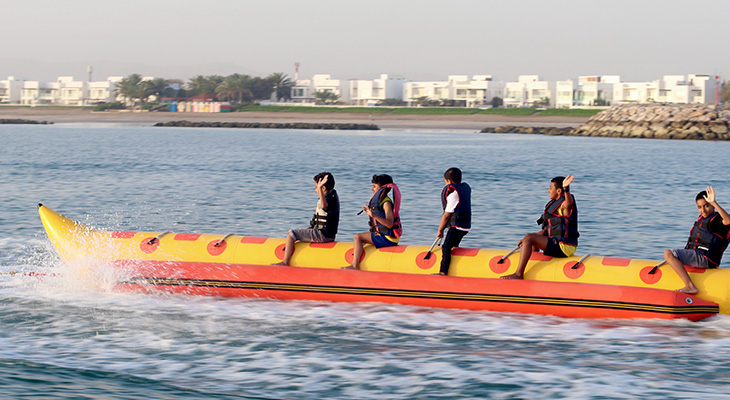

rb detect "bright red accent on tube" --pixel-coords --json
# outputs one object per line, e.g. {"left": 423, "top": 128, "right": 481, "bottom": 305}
{"left": 112, "top": 231, "right": 136, "bottom": 239}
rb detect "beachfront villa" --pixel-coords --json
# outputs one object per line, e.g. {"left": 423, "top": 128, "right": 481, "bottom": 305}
{"left": 503, "top": 75, "right": 552, "bottom": 108}
{"left": 350, "top": 74, "right": 405, "bottom": 106}
{"left": 403, "top": 75, "right": 505, "bottom": 107}
{"left": 0, "top": 73, "right": 721, "bottom": 108}
{"left": 1, "top": 76, "right": 125, "bottom": 106}
{"left": 290, "top": 74, "right": 348, "bottom": 104}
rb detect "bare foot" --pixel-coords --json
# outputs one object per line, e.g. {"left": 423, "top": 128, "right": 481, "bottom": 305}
{"left": 431, "top": 272, "right": 446, "bottom": 276}
{"left": 677, "top": 286, "right": 699, "bottom": 295}
{"left": 341, "top": 266, "right": 358, "bottom": 270}
{"left": 271, "top": 261, "right": 288, "bottom": 266}
{"left": 500, "top": 273, "right": 523, "bottom": 280}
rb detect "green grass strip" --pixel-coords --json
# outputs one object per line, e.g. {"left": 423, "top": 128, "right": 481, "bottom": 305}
{"left": 536, "top": 108, "right": 603, "bottom": 116}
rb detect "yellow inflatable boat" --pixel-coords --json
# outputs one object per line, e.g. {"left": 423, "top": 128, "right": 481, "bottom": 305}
{"left": 39, "top": 204, "right": 724, "bottom": 321}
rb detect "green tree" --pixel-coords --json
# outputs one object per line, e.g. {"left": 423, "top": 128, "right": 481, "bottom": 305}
{"left": 116, "top": 74, "right": 150, "bottom": 106}
{"left": 267, "top": 72, "right": 294, "bottom": 101}
{"left": 491, "top": 96, "right": 503, "bottom": 108}
{"left": 146, "top": 78, "right": 168, "bottom": 103}
{"left": 216, "top": 74, "right": 253, "bottom": 104}
{"left": 377, "top": 98, "right": 406, "bottom": 106}
{"left": 246, "top": 76, "right": 275, "bottom": 100}
{"left": 413, "top": 96, "right": 439, "bottom": 107}
{"left": 314, "top": 90, "right": 340, "bottom": 105}
{"left": 532, "top": 96, "right": 550, "bottom": 108}
{"left": 187, "top": 75, "right": 224, "bottom": 96}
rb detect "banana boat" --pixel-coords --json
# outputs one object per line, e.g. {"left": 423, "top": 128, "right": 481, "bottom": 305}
{"left": 38, "top": 204, "right": 723, "bottom": 321}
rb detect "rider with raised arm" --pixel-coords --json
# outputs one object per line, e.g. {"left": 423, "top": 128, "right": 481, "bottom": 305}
{"left": 501, "top": 175, "right": 578, "bottom": 280}
{"left": 663, "top": 186, "right": 730, "bottom": 294}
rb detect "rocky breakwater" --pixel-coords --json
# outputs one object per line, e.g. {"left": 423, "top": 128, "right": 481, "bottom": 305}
{"left": 155, "top": 121, "right": 379, "bottom": 130}
{"left": 572, "top": 104, "right": 730, "bottom": 140}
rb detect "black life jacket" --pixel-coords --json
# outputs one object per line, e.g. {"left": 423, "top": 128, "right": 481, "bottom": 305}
{"left": 441, "top": 182, "right": 471, "bottom": 229}
{"left": 541, "top": 194, "right": 578, "bottom": 246}
{"left": 368, "top": 186, "right": 400, "bottom": 237}
{"left": 685, "top": 212, "right": 730, "bottom": 267}
{"left": 309, "top": 190, "right": 339, "bottom": 238}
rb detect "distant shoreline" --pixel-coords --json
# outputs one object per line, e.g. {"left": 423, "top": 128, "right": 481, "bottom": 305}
{"left": 0, "top": 106, "right": 590, "bottom": 131}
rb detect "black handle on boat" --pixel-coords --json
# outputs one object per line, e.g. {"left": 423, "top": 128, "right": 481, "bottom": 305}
{"left": 648, "top": 261, "right": 666, "bottom": 275}
{"left": 423, "top": 237, "right": 442, "bottom": 260}
{"left": 497, "top": 245, "right": 521, "bottom": 264}
{"left": 571, "top": 254, "right": 591, "bottom": 269}
{"left": 214, "top": 233, "right": 233, "bottom": 247}
{"left": 147, "top": 231, "right": 170, "bottom": 245}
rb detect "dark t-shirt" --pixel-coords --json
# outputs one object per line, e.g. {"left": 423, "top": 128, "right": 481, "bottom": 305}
{"left": 321, "top": 189, "right": 340, "bottom": 239}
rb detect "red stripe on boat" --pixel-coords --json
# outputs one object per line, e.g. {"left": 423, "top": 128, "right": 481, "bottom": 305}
{"left": 112, "top": 231, "right": 136, "bottom": 239}
{"left": 309, "top": 242, "right": 337, "bottom": 249}
{"left": 602, "top": 257, "right": 631, "bottom": 267}
{"left": 379, "top": 246, "right": 407, "bottom": 253}
{"left": 241, "top": 236, "right": 267, "bottom": 244}
{"left": 530, "top": 253, "right": 553, "bottom": 261}
{"left": 452, "top": 247, "right": 479, "bottom": 257}
{"left": 174, "top": 233, "right": 201, "bottom": 241}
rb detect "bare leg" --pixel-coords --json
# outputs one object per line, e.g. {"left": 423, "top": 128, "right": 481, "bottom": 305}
{"left": 501, "top": 233, "right": 549, "bottom": 279}
{"left": 664, "top": 249, "right": 699, "bottom": 294}
{"left": 343, "top": 232, "right": 373, "bottom": 270}
{"left": 272, "top": 232, "right": 296, "bottom": 266}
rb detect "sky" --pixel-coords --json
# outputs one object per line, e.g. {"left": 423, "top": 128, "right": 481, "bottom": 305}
{"left": 1, "top": 0, "right": 728, "bottom": 83}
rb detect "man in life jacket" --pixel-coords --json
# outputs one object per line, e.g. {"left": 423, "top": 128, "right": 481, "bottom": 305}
{"left": 501, "top": 175, "right": 578, "bottom": 280}
{"left": 343, "top": 174, "right": 402, "bottom": 270}
{"left": 663, "top": 186, "right": 730, "bottom": 294}
{"left": 434, "top": 167, "right": 471, "bottom": 276}
{"left": 273, "top": 172, "right": 340, "bottom": 266}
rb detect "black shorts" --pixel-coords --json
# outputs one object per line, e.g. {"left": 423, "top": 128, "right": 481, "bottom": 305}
{"left": 543, "top": 237, "right": 568, "bottom": 258}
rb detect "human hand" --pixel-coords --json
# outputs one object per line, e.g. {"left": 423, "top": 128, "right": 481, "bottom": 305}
{"left": 704, "top": 186, "right": 716, "bottom": 203}
{"left": 316, "top": 175, "right": 329, "bottom": 191}
{"left": 563, "top": 175, "right": 574, "bottom": 189}
{"left": 437, "top": 229, "right": 444, "bottom": 239}
{"left": 517, "top": 239, "right": 524, "bottom": 247}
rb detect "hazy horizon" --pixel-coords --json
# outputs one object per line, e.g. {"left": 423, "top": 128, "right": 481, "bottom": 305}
{"left": 1, "top": 0, "right": 728, "bottom": 83}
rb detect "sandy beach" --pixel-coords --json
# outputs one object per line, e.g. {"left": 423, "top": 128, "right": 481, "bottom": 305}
{"left": 0, "top": 106, "right": 590, "bottom": 130}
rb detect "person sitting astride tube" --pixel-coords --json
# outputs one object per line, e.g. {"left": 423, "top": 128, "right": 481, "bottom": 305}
{"left": 663, "top": 186, "right": 730, "bottom": 294}
{"left": 343, "top": 174, "right": 402, "bottom": 270}
{"left": 434, "top": 167, "right": 471, "bottom": 276}
{"left": 501, "top": 175, "right": 578, "bottom": 279}
{"left": 273, "top": 172, "right": 340, "bottom": 266}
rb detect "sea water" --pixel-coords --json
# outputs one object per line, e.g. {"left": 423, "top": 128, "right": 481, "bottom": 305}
{"left": 1, "top": 124, "right": 730, "bottom": 399}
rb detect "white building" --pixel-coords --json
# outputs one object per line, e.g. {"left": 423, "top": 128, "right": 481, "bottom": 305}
{"left": 349, "top": 74, "right": 405, "bottom": 106}
{"left": 503, "top": 75, "right": 554, "bottom": 107}
{"left": 657, "top": 74, "right": 716, "bottom": 104}
{"left": 612, "top": 79, "right": 661, "bottom": 104}
{"left": 56, "top": 76, "right": 87, "bottom": 106}
{"left": 404, "top": 75, "right": 505, "bottom": 107}
{"left": 403, "top": 80, "right": 449, "bottom": 105}
{"left": 21, "top": 80, "right": 58, "bottom": 105}
{"left": 556, "top": 76, "right": 618, "bottom": 108}
{"left": 0, "top": 76, "right": 24, "bottom": 104}
{"left": 555, "top": 80, "right": 576, "bottom": 108}
{"left": 291, "top": 74, "right": 348, "bottom": 104}
{"left": 89, "top": 76, "right": 123, "bottom": 104}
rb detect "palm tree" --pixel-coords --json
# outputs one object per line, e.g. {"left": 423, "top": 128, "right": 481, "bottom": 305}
{"left": 267, "top": 72, "right": 294, "bottom": 101}
{"left": 146, "top": 78, "right": 168, "bottom": 103}
{"left": 216, "top": 74, "right": 253, "bottom": 104}
{"left": 116, "top": 74, "right": 147, "bottom": 106}
{"left": 187, "top": 75, "right": 224, "bottom": 96}
{"left": 314, "top": 90, "right": 340, "bottom": 105}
